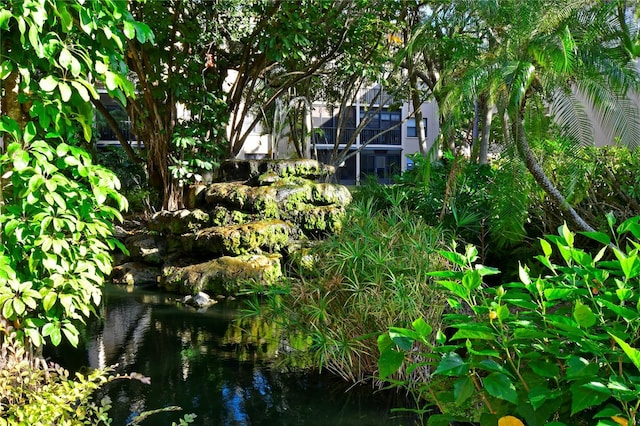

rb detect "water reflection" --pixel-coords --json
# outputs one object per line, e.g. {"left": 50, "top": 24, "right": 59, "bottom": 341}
{"left": 51, "top": 284, "right": 416, "bottom": 426}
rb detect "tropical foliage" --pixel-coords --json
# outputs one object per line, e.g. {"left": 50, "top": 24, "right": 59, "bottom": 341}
{"left": 380, "top": 216, "right": 640, "bottom": 425}
{"left": 243, "top": 190, "right": 450, "bottom": 382}
{"left": 0, "top": 0, "right": 151, "bottom": 349}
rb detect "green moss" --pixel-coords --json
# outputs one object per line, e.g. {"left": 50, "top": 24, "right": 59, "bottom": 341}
{"left": 149, "top": 209, "right": 210, "bottom": 234}
{"left": 283, "top": 205, "right": 347, "bottom": 235}
{"left": 184, "top": 220, "right": 292, "bottom": 256}
{"left": 159, "top": 255, "right": 283, "bottom": 296}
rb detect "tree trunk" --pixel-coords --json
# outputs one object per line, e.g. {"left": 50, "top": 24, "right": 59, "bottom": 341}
{"left": 2, "top": 71, "right": 27, "bottom": 135}
{"left": 514, "top": 114, "right": 596, "bottom": 233}
{"left": 479, "top": 98, "right": 494, "bottom": 165}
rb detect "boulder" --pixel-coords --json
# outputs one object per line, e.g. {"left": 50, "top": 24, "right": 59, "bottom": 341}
{"left": 204, "top": 182, "right": 280, "bottom": 218}
{"left": 180, "top": 220, "right": 292, "bottom": 256}
{"left": 283, "top": 205, "right": 347, "bottom": 235}
{"left": 160, "top": 254, "right": 283, "bottom": 295}
{"left": 111, "top": 262, "right": 160, "bottom": 286}
{"left": 124, "top": 232, "right": 166, "bottom": 265}
{"left": 181, "top": 292, "right": 217, "bottom": 309}
{"left": 149, "top": 209, "right": 210, "bottom": 234}
{"left": 218, "top": 158, "right": 335, "bottom": 183}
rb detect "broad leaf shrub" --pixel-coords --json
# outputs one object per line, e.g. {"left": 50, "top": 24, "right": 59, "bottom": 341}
{"left": 0, "top": 141, "right": 127, "bottom": 348}
{"left": 379, "top": 215, "right": 640, "bottom": 425}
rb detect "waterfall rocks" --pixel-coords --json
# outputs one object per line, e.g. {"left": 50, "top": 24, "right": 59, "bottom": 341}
{"left": 112, "top": 159, "right": 351, "bottom": 297}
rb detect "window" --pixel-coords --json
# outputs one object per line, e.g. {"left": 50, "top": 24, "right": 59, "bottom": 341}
{"left": 407, "top": 118, "right": 428, "bottom": 138}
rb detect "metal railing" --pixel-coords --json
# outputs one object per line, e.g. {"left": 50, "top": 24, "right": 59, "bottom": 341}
{"left": 314, "top": 127, "right": 401, "bottom": 146}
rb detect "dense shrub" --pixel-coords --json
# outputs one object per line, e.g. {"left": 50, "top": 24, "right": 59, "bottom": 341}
{"left": 380, "top": 215, "right": 640, "bottom": 425}
{"left": 244, "top": 193, "right": 451, "bottom": 383}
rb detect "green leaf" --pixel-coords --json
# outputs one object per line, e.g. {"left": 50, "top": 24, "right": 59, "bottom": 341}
{"left": 617, "top": 216, "right": 640, "bottom": 238}
{"left": 540, "top": 238, "right": 552, "bottom": 257}
{"left": 609, "top": 333, "right": 640, "bottom": 372}
{"left": 59, "top": 48, "right": 73, "bottom": 69}
{"left": 389, "top": 327, "right": 416, "bottom": 351}
{"left": 39, "top": 75, "right": 58, "bottom": 92}
{"left": 105, "top": 71, "right": 118, "bottom": 91}
{"left": 483, "top": 372, "right": 518, "bottom": 404}
{"left": 462, "top": 270, "right": 482, "bottom": 291}
{"left": 579, "top": 231, "right": 611, "bottom": 246}
{"left": 544, "top": 288, "right": 574, "bottom": 301}
{"left": 450, "top": 326, "right": 495, "bottom": 341}
{"left": 43, "top": 291, "right": 57, "bottom": 312}
{"left": 529, "top": 359, "right": 560, "bottom": 378}
{"left": 378, "top": 347, "right": 405, "bottom": 379}
{"left": 123, "top": 21, "right": 136, "bottom": 39}
{"left": 479, "top": 360, "right": 512, "bottom": 377}
{"left": 12, "top": 149, "right": 30, "bottom": 171}
{"left": 0, "top": 60, "right": 13, "bottom": 80}
{"left": 598, "top": 299, "right": 638, "bottom": 322}
{"left": 0, "top": 9, "right": 11, "bottom": 30}
{"left": 13, "top": 299, "right": 27, "bottom": 316}
{"left": 59, "top": 4, "right": 73, "bottom": 31}
{"left": 59, "top": 81, "right": 72, "bottom": 102}
{"left": 23, "top": 121, "right": 36, "bottom": 144}
{"left": 559, "top": 223, "right": 574, "bottom": 247}
{"left": 528, "top": 385, "right": 557, "bottom": 410}
{"left": 613, "top": 249, "right": 640, "bottom": 280}
{"left": 438, "top": 280, "right": 468, "bottom": 299}
{"left": 573, "top": 302, "right": 597, "bottom": 328}
{"left": 518, "top": 264, "right": 531, "bottom": 285}
{"left": 412, "top": 317, "right": 432, "bottom": 338}
{"left": 566, "top": 356, "right": 599, "bottom": 379}
{"left": 570, "top": 382, "right": 610, "bottom": 415}
{"left": 50, "top": 327, "right": 62, "bottom": 346}
{"left": 453, "top": 376, "right": 474, "bottom": 406}
{"left": 593, "top": 406, "right": 624, "bottom": 419}
{"left": 62, "top": 324, "right": 79, "bottom": 347}
{"left": 438, "top": 250, "right": 467, "bottom": 267}
{"left": 71, "top": 80, "right": 91, "bottom": 102}
{"left": 95, "top": 60, "right": 108, "bottom": 75}
{"left": 434, "top": 352, "right": 469, "bottom": 376}
{"left": 59, "top": 294, "right": 74, "bottom": 315}
{"left": 2, "top": 299, "right": 14, "bottom": 319}
{"left": 134, "top": 21, "right": 153, "bottom": 44}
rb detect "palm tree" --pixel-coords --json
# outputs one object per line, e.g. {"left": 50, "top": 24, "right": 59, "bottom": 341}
{"left": 440, "top": 0, "right": 640, "bottom": 232}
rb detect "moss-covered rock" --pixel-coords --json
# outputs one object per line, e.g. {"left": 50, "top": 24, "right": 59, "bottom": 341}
{"left": 149, "top": 209, "right": 211, "bottom": 234}
{"left": 219, "top": 159, "right": 335, "bottom": 182}
{"left": 184, "top": 184, "right": 207, "bottom": 209}
{"left": 312, "top": 183, "right": 352, "bottom": 205}
{"left": 113, "top": 159, "right": 351, "bottom": 297}
{"left": 124, "top": 232, "right": 166, "bottom": 265}
{"left": 111, "top": 262, "right": 160, "bottom": 286}
{"left": 283, "top": 205, "right": 348, "bottom": 235}
{"left": 160, "top": 254, "right": 283, "bottom": 295}
{"left": 210, "top": 206, "right": 251, "bottom": 226}
{"left": 204, "top": 182, "right": 280, "bottom": 218}
{"left": 180, "top": 220, "right": 292, "bottom": 256}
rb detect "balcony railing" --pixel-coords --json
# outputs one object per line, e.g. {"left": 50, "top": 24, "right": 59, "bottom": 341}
{"left": 314, "top": 127, "right": 401, "bottom": 146}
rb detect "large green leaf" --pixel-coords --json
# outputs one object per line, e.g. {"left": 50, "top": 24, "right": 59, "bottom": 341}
{"left": 453, "top": 376, "right": 474, "bottom": 406}
{"left": 609, "top": 334, "right": 640, "bottom": 372}
{"left": 483, "top": 372, "right": 518, "bottom": 404}
{"left": 573, "top": 302, "right": 597, "bottom": 328}
{"left": 570, "top": 382, "right": 610, "bottom": 415}
{"left": 434, "top": 353, "right": 469, "bottom": 376}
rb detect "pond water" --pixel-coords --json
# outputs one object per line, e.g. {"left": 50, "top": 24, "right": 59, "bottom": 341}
{"left": 50, "top": 284, "right": 417, "bottom": 425}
